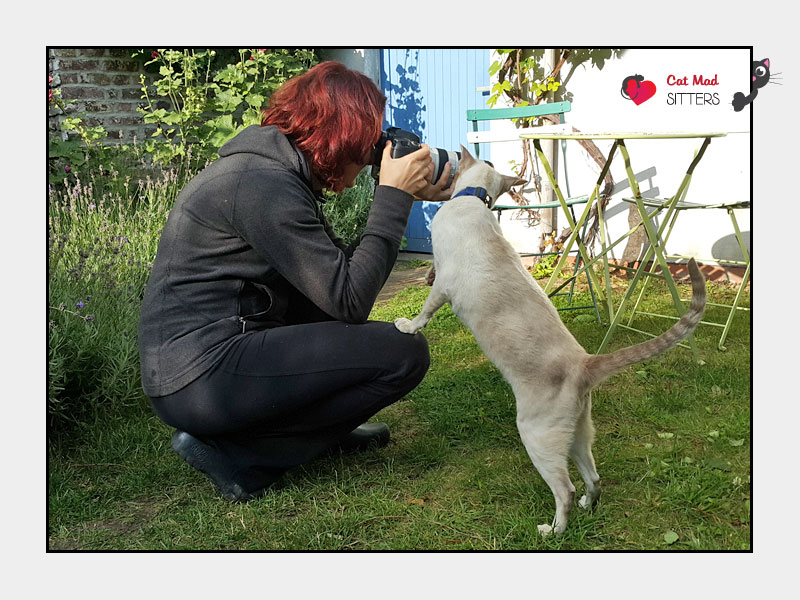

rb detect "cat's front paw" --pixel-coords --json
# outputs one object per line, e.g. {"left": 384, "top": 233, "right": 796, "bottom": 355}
{"left": 394, "top": 317, "right": 419, "bottom": 335}
{"left": 732, "top": 92, "right": 748, "bottom": 112}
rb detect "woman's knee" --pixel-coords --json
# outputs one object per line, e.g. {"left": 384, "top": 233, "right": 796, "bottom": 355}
{"left": 378, "top": 322, "right": 430, "bottom": 385}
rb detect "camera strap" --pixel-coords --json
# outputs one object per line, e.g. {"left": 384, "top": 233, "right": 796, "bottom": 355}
{"left": 452, "top": 186, "right": 493, "bottom": 207}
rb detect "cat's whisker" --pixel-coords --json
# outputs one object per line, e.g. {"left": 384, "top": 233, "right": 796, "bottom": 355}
{"left": 768, "top": 81, "right": 783, "bottom": 85}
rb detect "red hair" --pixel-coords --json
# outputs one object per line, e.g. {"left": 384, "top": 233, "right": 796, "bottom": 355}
{"left": 261, "top": 61, "right": 386, "bottom": 192}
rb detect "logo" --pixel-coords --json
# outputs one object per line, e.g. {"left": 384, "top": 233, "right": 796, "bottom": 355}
{"left": 621, "top": 74, "right": 657, "bottom": 105}
{"left": 732, "top": 57, "right": 775, "bottom": 112}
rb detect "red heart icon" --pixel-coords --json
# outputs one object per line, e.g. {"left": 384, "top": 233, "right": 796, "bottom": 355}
{"left": 628, "top": 80, "right": 657, "bottom": 105}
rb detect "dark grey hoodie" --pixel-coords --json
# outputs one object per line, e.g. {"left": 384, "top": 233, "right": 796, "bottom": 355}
{"left": 138, "top": 125, "right": 414, "bottom": 397}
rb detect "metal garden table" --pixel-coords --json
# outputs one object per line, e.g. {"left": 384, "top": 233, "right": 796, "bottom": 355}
{"left": 519, "top": 131, "right": 728, "bottom": 361}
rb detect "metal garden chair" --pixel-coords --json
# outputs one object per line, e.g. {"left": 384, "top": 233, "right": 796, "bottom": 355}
{"left": 620, "top": 196, "right": 751, "bottom": 351}
{"left": 466, "top": 101, "right": 601, "bottom": 322}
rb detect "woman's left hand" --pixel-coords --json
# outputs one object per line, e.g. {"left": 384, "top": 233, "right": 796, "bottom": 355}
{"left": 413, "top": 160, "right": 454, "bottom": 202}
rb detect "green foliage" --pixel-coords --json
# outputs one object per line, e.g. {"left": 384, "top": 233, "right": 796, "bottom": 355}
{"left": 530, "top": 254, "right": 558, "bottom": 279}
{"left": 486, "top": 48, "right": 623, "bottom": 110}
{"left": 48, "top": 82, "right": 115, "bottom": 186}
{"left": 48, "top": 163, "right": 197, "bottom": 431}
{"left": 136, "top": 48, "right": 317, "bottom": 168}
{"left": 487, "top": 49, "right": 561, "bottom": 109}
{"left": 322, "top": 169, "right": 375, "bottom": 245}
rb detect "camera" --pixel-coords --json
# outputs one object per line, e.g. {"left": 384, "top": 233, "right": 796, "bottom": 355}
{"left": 371, "top": 127, "right": 461, "bottom": 189}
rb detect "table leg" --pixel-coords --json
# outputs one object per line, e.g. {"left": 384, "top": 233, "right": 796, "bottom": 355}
{"left": 626, "top": 201, "right": 682, "bottom": 326}
{"left": 534, "top": 138, "right": 614, "bottom": 300}
{"left": 598, "top": 139, "right": 713, "bottom": 361}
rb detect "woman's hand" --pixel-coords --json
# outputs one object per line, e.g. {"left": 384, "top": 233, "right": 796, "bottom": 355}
{"left": 413, "top": 160, "right": 454, "bottom": 202}
{"left": 378, "top": 142, "right": 438, "bottom": 198}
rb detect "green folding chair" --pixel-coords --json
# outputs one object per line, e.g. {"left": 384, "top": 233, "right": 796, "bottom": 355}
{"left": 466, "top": 101, "right": 601, "bottom": 322}
{"left": 620, "top": 197, "right": 751, "bottom": 351}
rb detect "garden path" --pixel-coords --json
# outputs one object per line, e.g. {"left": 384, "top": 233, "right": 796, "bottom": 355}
{"left": 376, "top": 263, "right": 429, "bottom": 304}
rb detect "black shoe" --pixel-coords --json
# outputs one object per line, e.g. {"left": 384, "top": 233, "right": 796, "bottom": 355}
{"left": 332, "top": 423, "right": 390, "bottom": 453}
{"left": 171, "top": 431, "right": 282, "bottom": 502}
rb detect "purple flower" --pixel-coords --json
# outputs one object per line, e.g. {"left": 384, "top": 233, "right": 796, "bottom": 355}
{"left": 65, "top": 165, "right": 71, "bottom": 174}
{"left": 76, "top": 301, "right": 84, "bottom": 309}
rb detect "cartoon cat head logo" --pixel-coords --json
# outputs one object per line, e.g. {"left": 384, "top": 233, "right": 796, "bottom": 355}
{"left": 733, "top": 58, "right": 779, "bottom": 111}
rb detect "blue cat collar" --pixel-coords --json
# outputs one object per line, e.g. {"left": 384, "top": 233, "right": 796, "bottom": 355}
{"left": 452, "top": 186, "right": 493, "bottom": 207}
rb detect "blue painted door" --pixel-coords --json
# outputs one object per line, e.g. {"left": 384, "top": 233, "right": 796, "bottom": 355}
{"left": 380, "top": 49, "right": 491, "bottom": 252}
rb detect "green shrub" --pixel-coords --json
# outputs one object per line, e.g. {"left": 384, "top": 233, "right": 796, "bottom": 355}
{"left": 322, "top": 170, "right": 376, "bottom": 245}
{"left": 136, "top": 48, "right": 318, "bottom": 168}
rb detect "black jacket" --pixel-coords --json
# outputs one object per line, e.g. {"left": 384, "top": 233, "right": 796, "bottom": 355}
{"left": 138, "top": 125, "right": 414, "bottom": 397}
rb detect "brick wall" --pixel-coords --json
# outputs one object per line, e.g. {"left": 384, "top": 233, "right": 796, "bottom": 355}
{"left": 48, "top": 48, "right": 158, "bottom": 143}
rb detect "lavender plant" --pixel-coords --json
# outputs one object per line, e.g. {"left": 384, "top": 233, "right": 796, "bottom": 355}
{"left": 48, "top": 161, "right": 197, "bottom": 430}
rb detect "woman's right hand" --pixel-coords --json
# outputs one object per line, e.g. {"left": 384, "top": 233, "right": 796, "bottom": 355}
{"left": 377, "top": 141, "right": 434, "bottom": 197}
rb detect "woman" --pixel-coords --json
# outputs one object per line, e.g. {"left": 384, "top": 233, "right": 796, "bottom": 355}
{"left": 138, "top": 61, "right": 453, "bottom": 501}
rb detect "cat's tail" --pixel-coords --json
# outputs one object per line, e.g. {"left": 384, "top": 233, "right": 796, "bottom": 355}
{"left": 582, "top": 258, "right": 706, "bottom": 389}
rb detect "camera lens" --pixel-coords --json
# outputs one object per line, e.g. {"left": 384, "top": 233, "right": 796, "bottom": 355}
{"left": 430, "top": 148, "right": 460, "bottom": 188}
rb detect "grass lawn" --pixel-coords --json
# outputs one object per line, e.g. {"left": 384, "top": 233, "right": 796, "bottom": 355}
{"left": 48, "top": 272, "right": 750, "bottom": 550}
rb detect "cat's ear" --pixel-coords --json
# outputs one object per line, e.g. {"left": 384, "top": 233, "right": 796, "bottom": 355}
{"left": 764, "top": 58, "right": 770, "bottom": 68}
{"left": 501, "top": 173, "right": 527, "bottom": 194}
{"left": 459, "top": 145, "right": 476, "bottom": 167}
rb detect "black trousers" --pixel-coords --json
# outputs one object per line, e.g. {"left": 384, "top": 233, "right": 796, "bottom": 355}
{"left": 149, "top": 320, "right": 430, "bottom": 476}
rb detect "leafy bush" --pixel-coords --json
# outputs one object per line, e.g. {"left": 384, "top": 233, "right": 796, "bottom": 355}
{"left": 136, "top": 48, "right": 318, "bottom": 168}
{"left": 322, "top": 170, "right": 376, "bottom": 245}
{"left": 48, "top": 78, "right": 115, "bottom": 188}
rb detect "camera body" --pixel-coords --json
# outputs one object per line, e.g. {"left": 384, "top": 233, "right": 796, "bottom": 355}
{"left": 371, "top": 127, "right": 461, "bottom": 189}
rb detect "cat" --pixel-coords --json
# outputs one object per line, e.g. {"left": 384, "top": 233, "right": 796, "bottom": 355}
{"left": 394, "top": 146, "right": 706, "bottom": 535}
{"left": 733, "top": 58, "right": 771, "bottom": 111}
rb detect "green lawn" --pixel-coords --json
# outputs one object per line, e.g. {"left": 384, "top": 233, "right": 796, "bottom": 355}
{"left": 48, "top": 274, "right": 750, "bottom": 550}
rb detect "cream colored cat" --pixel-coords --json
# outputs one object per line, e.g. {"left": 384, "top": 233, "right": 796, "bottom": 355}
{"left": 395, "top": 146, "right": 706, "bottom": 535}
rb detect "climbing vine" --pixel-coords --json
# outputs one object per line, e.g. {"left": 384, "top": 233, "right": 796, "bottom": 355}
{"left": 487, "top": 49, "right": 623, "bottom": 257}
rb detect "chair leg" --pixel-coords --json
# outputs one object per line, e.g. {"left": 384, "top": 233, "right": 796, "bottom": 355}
{"left": 596, "top": 194, "right": 615, "bottom": 322}
{"left": 718, "top": 208, "right": 751, "bottom": 351}
{"left": 627, "top": 207, "right": 680, "bottom": 326}
{"left": 718, "top": 262, "right": 750, "bottom": 351}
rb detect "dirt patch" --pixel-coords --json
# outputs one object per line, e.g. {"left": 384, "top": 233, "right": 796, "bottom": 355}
{"left": 376, "top": 265, "right": 430, "bottom": 304}
{"left": 49, "top": 497, "right": 167, "bottom": 550}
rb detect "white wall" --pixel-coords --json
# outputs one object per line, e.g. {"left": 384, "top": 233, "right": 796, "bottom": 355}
{"left": 319, "top": 48, "right": 382, "bottom": 87}
{"left": 488, "top": 48, "right": 751, "bottom": 265}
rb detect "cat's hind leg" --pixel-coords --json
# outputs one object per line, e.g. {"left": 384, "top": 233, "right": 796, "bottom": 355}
{"left": 570, "top": 394, "right": 601, "bottom": 510}
{"left": 394, "top": 284, "right": 448, "bottom": 335}
{"left": 516, "top": 415, "right": 576, "bottom": 536}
